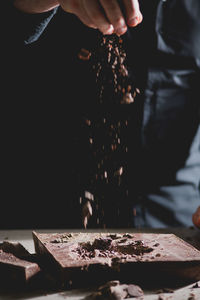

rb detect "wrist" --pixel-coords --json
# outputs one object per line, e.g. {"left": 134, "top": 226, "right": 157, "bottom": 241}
{"left": 13, "top": 0, "right": 59, "bottom": 14}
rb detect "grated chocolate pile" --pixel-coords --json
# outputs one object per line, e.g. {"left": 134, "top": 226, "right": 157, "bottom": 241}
{"left": 73, "top": 234, "right": 153, "bottom": 260}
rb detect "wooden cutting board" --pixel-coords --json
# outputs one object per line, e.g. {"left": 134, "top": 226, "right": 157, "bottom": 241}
{"left": 32, "top": 231, "right": 200, "bottom": 287}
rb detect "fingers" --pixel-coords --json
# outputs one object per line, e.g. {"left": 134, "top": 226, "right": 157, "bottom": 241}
{"left": 83, "top": 0, "right": 114, "bottom": 34}
{"left": 99, "top": 0, "right": 127, "bottom": 35}
{"left": 123, "top": 0, "right": 143, "bottom": 27}
{"left": 59, "top": 0, "right": 143, "bottom": 35}
{"left": 80, "top": 4, "right": 98, "bottom": 29}
{"left": 192, "top": 206, "right": 200, "bottom": 228}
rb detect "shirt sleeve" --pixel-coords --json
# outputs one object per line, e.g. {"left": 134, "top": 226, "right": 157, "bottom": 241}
{"left": 2, "top": 1, "right": 58, "bottom": 46}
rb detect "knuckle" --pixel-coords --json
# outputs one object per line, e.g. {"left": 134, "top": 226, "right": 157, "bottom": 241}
{"left": 113, "top": 16, "right": 126, "bottom": 28}
{"left": 90, "top": 11, "right": 102, "bottom": 22}
{"left": 69, "top": 0, "right": 80, "bottom": 12}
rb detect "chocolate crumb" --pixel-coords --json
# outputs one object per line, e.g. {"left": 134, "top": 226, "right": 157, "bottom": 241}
{"left": 156, "top": 288, "right": 174, "bottom": 294}
{"left": 123, "top": 234, "right": 133, "bottom": 238}
{"left": 108, "top": 234, "right": 122, "bottom": 240}
{"left": 188, "top": 293, "right": 195, "bottom": 300}
{"left": 192, "top": 282, "right": 200, "bottom": 289}
{"left": 162, "top": 288, "right": 174, "bottom": 293}
{"left": 158, "top": 296, "right": 165, "bottom": 300}
{"left": 78, "top": 33, "right": 140, "bottom": 228}
{"left": 78, "top": 48, "right": 91, "bottom": 60}
{"left": 51, "top": 234, "right": 73, "bottom": 243}
{"left": 127, "top": 284, "right": 144, "bottom": 297}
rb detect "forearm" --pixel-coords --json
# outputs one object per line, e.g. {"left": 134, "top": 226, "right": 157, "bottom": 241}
{"left": 13, "top": 0, "right": 59, "bottom": 14}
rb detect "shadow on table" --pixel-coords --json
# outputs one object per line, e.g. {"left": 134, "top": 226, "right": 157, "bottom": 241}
{"left": 0, "top": 272, "right": 197, "bottom": 300}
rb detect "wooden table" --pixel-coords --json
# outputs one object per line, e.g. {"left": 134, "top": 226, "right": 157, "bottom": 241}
{"left": 0, "top": 227, "right": 200, "bottom": 300}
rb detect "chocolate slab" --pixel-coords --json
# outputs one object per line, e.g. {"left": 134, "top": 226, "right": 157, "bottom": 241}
{"left": 32, "top": 231, "right": 200, "bottom": 287}
{"left": 0, "top": 249, "right": 40, "bottom": 286}
{"left": 0, "top": 241, "right": 31, "bottom": 259}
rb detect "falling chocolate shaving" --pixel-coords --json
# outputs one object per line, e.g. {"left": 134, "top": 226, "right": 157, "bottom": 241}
{"left": 78, "top": 33, "right": 139, "bottom": 228}
{"left": 78, "top": 48, "right": 92, "bottom": 60}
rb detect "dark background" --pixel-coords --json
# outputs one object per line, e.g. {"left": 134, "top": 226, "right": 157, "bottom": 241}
{"left": 1, "top": 10, "right": 98, "bottom": 229}
{"left": 0, "top": 2, "right": 159, "bottom": 229}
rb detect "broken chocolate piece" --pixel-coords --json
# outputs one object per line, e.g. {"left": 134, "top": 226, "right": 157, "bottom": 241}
{"left": 192, "top": 282, "right": 200, "bottom": 289}
{"left": 85, "top": 281, "right": 143, "bottom": 300}
{"left": 0, "top": 241, "right": 31, "bottom": 259}
{"left": 127, "top": 284, "right": 144, "bottom": 297}
{"left": 50, "top": 233, "right": 73, "bottom": 244}
{"left": 98, "top": 280, "right": 128, "bottom": 299}
{"left": 0, "top": 249, "right": 40, "bottom": 286}
{"left": 122, "top": 234, "right": 133, "bottom": 238}
{"left": 108, "top": 285, "right": 128, "bottom": 299}
{"left": 108, "top": 234, "right": 123, "bottom": 240}
{"left": 33, "top": 231, "right": 200, "bottom": 287}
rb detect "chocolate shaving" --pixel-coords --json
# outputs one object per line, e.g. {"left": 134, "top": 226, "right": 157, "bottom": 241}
{"left": 78, "top": 33, "right": 140, "bottom": 228}
{"left": 50, "top": 234, "right": 73, "bottom": 243}
{"left": 78, "top": 48, "right": 92, "bottom": 61}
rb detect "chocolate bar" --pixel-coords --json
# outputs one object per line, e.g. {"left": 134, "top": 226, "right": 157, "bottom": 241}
{"left": 32, "top": 231, "right": 200, "bottom": 288}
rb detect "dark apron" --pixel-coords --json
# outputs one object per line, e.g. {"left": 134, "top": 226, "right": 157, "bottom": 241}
{"left": 129, "top": 0, "right": 200, "bottom": 228}
{"left": 156, "top": 0, "right": 200, "bottom": 60}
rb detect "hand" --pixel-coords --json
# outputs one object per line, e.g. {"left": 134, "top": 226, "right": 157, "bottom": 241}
{"left": 192, "top": 206, "right": 200, "bottom": 228}
{"left": 59, "top": 0, "right": 143, "bottom": 35}
{"left": 13, "top": 0, "right": 59, "bottom": 13}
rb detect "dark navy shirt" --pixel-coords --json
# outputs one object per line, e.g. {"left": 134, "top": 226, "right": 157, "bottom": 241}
{"left": 1, "top": 0, "right": 199, "bottom": 229}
